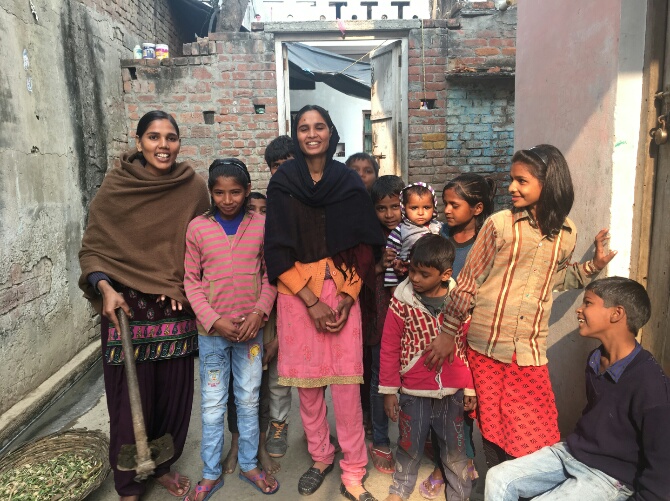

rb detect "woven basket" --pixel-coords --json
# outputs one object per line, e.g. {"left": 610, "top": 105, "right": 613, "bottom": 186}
{"left": 0, "top": 428, "right": 110, "bottom": 501}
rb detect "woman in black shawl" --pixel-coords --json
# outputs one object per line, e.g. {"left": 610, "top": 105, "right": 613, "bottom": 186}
{"left": 265, "top": 105, "right": 384, "bottom": 501}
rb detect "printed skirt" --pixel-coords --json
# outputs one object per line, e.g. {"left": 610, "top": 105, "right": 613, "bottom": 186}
{"left": 102, "top": 285, "right": 198, "bottom": 365}
{"left": 467, "top": 345, "right": 560, "bottom": 458}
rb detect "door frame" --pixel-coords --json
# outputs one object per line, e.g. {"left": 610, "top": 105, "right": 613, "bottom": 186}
{"left": 268, "top": 22, "right": 413, "bottom": 181}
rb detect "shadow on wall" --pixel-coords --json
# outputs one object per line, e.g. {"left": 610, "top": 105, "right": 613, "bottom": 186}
{"left": 60, "top": 0, "right": 109, "bottom": 215}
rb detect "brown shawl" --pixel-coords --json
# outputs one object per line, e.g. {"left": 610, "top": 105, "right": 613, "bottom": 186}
{"left": 78, "top": 150, "right": 210, "bottom": 312}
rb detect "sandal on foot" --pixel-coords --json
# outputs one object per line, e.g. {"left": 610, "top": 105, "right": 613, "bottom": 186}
{"left": 298, "top": 463, "right": 334, "bottom": 495}
{"left": 367, "top": 443, "right": 394, "bottom": 474}
{"left": 155, "top": 471, "right": 191, "bottom": 497}
{"left": 238, "top": 470, "right": 280, "bottom": 495}
{"left": 339, "top": 482, "right": 378, "bottom": 501}
{"left": 418, "top": 474, "right": 445, "bottom": 500}
{"left": 183, "top": 477, "right": 224, "bottom": 501}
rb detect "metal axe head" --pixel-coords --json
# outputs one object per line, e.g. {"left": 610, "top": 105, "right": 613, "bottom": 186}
{"left": 117, "top": 433, "right": 175, "bottom": 480}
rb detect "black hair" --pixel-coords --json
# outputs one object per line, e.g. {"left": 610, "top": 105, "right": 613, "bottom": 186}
{"left": 511, "top": 144, "right": 574, "bottom": 239}
{"left": 345, "top": 152, "right": 380, "bottom": 177}
{"left": 264, "top": 135, "right": 295, "bottom": 168}
{"left": 136, "top": 110, "right": 180, "bottom": 138}
{"left": 402, "top": 184, "right": 432, "bottom": 205}
{"left": 249, "top": 191, "right": 266, "bottom": 200}
{"left": 443, "top": 173, "right": 497, "bottom": 234}
{"left": 409, "top": 234, "right": 455, "bottom": 273}
{"left": 291, "top": 104, "right": 335, "bottom": 138}
{"left": 371, "top": 175, "right": 405, "bottom": 205}
{"left": 585, "top": 277, "right": 651, "bottom": 334}
{"left": 205, "top": 158, "right": 251, "bottom": 217}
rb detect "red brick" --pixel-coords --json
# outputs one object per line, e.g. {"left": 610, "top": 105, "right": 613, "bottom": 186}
{"left": 474, "top": 47, "right": 500, "bottom": 56}
{"left": 501, "top": 47, "right": 517, "bottom": 56}
{"left": 192, "top": 67, "right": 213, "bottom": 80}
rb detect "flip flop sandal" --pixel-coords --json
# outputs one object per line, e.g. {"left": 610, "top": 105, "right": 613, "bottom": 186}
{"left": 418, "top": 474, "right": 445, "bottom": 500}
{"left": 238, "top": 470, "right": 280, "bottom": 495}
{"left": 183, "top": 477, "right": 224, "bottom": 501}
{"left": 367, "top": 443, "right": 395, "bottom": 474}
{"left": 155, "top": 472, "right": 190, "bottom": 497}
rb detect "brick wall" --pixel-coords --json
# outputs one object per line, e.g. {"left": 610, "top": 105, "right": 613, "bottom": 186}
{"left": 407, "top": 19, "right": 515, "bottom": 211}
{"left": 120, "top": 12, "right": 515, "bottom": 200}
{"left": 121, "top": 32, "right": 279, "bottom": 185}
{"left": 76, "top": 0, "right": 195, "bottom": 56}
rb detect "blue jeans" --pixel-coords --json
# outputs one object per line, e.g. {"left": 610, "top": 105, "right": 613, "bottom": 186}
{"left": 199, "top": 332, "right": 263, "bottom": 479}
{"left": 484, "top": 442, "right": 634, "bottom": 501}
{"left": 391, "top": 392, "right": 470, "bottom": 500}
{"left": 370, "top": 342, "right": 390, "bottom": 447}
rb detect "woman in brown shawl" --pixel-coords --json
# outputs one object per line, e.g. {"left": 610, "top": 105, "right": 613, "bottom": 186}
{"left": 79, "top": 110, "right": 209, "bottom": 500}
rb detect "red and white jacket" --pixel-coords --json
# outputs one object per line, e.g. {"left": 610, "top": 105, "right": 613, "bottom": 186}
{"left": 378, "top": 277, "right": 474, "bottom": 398}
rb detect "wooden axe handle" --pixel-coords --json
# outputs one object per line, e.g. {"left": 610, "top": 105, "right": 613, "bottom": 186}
{"left": 118, "top": 309, "right": 154, "bottom": 473}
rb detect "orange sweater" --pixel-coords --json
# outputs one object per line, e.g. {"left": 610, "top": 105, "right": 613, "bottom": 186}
{"left": 278, "top": 258, "right": 362, "bottom": 300}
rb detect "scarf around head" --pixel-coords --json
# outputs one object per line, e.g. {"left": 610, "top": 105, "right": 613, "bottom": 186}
{"left": 400, "top": 182, "right": 440, "bottom": 225}
{"left": 264, "top": 123, "right": 385, "bottom": 285}
{"left": 78, "top": 150, "right": 210, "bottom": 313}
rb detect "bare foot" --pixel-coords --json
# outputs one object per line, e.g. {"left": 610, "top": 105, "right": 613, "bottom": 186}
{"left": 241, "top": 466, "right": 278, "bottom": 493}
{"left": 259, "top": 432, "right": 281, "bottom": 474}
{"left": 222, "top": 432, "right": 239, "bottom": 474}
{"left": 155, "top": 471, "right": 191, "bottom": 497}
{"left": 313, "top": 460, "right": 330, "bottom": 472}
{"left": 384, "top": 495, "right": 404, "bottom": 501}
{"left": 183, "top": 476, "right": 223, "bottom": 501}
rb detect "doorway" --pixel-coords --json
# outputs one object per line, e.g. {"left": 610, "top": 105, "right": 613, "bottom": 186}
{"left": 272, "top": 28, "right": 410, "bottom": 181}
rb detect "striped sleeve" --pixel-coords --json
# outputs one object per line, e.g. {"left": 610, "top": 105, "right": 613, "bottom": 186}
{"left": 384, "top": 226, "right": 403, "bottom": 287}
{"left": 553, "top": 237, "right": 600, "bottom": 292}
{"left": 183, "top": 221, "right": 221, "bottom": 333}
{"left": 254, "top": 249, "right": 277, "bottom": 317}
{"left": 441, "top": 218, "right": 498, "bottom": 337}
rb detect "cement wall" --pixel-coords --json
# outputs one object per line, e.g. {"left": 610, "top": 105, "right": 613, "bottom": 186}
{"left": 515, "top": 0, "right": 647, "bottom": 434}
{"left": 0, "top": 0, "right": 194, "bottom": 426}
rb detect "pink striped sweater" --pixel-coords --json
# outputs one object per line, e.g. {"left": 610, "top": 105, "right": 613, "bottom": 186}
{"left": 184, "top": 211, "right": 277, "bottom": 334}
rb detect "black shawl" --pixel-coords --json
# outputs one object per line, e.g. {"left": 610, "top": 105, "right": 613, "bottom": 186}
{"left": 264, "top": 126, "right": 385, "bottom": 285}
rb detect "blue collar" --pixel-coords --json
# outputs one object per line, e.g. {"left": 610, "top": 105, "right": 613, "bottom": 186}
{"left": 588, "top": 343, "right": 641, "bottom": 383}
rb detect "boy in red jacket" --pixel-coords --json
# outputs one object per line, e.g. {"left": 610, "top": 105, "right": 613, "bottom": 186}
{"left": 379, "top": 234, "right": 475, "bottom": 501}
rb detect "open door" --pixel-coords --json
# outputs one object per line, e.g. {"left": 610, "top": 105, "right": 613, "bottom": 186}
{"left": 370, "top": 40, "right": 408, "bottom": 180}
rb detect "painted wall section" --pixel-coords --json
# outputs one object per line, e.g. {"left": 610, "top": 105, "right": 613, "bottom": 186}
{"left": 0, "top": 0, "right": 193, "bottom": 424}
{"left": 515, "top": 0, "right": 647, "bottom": 434}
{"left": 291, "top": 82, "right": 370, "bottom": 156}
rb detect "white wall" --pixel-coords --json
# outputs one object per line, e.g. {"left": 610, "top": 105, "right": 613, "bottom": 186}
{"left": 515, "top": 0, "right": 648, "bottom": 434}
{"left": 259, "top": 0, "right": 429, "bottom": 22}
{"left": 291, "top": 82, "right": 370, "bottom": 159}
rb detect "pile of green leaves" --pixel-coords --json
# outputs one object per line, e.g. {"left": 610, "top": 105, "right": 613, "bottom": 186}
{"left": 0, "top": 451, "right": 104, "bottom": 500}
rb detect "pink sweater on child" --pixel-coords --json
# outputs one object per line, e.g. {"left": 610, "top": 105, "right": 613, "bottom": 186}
{"left": 184, "top": 211, "right": 277, "bottom": 334}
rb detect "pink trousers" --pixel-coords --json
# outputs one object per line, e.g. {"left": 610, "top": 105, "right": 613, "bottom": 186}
{"left": 298, "top": 384, "right": 368, "bottom": 486}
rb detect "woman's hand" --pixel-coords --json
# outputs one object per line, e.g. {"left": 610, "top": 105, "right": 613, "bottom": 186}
{"left": 382, "top": 248, "right": 397, "bottom": 269}
{"left": 423, "top": 332, "right": 456, "bottom": 370}
{"left": 237, "top": 310, "right": 263, "bottom": 342}
{"left": 98, "top": 281, "right": 131, "bottom": 332}
{"left": 307, "top": 300, "right": 337, "bottom": 332}
{"left": 263, "top": 338, "right": 279, "bottom": 366}
{"left": 158, "top": 295, "right": 183, "bottom": 312}
{"left": 592, "top": 229, "right": 617, "bottom": 271}
{"left": 325, "top": 293, "right": 355, "bottom": 333}
{"left": 464, "top": 395, "right": 477, "bottom": 412}
{"left": 213, "top": 317, "right": 241, "bottom": 342}
{"left": 384, "top": 394, "right": 399, "bottom": 422}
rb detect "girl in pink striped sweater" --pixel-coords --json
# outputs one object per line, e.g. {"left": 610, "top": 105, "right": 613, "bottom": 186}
{"left": 184, "top": 158, "right": 279, "bottom": 500}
